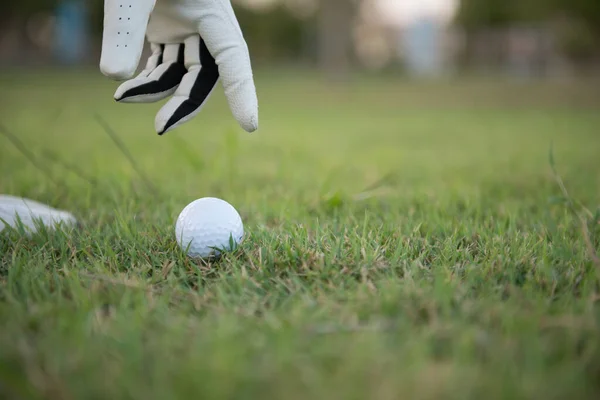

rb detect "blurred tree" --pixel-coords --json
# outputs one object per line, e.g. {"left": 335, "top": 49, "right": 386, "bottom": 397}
{"left": 457, "top": 0, "right": 600, "bottom": 28}
{"left": 456, "top": 0, "right": 600, "bottom": 64}
{"left": 235, "top": 0, "right": 361, "bottom": 75}
{"left": 236, "top": 0, "right": 360, "bottom": 75}
{"left": 3, "top": 0, "right": 60, "bottom": 18}
{"left": 234, "top": 4, "right": 310, "bottom": 65}
{"left": 559, "top": 0, "right": 600, "bottom": 31}
{"left": 557, "top": 0, "right": 600, "bottom": 61}
{"left": 456, "top": 0, "right": 554, "bottom": 28}
{"left": 316, "top": 0, "right": 357, "bottom": 78}
{"left": 0, "top": 0, "right": 63, "bottom": 64}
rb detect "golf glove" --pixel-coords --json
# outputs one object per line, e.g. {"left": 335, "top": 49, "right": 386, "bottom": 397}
{"left": 99, "top": 0, "right": 258, "bottom": 135}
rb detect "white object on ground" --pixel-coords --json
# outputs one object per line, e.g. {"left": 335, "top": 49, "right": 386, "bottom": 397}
{"left": 175, "top": 197, "right": 244, "bottom": 259}
{"left": 0, "top": 195, "right": 77, "bottom": 234}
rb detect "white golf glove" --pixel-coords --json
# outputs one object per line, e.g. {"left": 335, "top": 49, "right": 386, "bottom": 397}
{"left": 99, "top": 0, "right": 258, "bottom": 135}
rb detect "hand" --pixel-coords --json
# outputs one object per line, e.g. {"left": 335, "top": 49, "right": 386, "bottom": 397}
{"left": 99, "top": 0, "right": 258, "bottom": 135}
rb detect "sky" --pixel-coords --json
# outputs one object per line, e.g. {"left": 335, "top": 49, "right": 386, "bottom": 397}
{"left": 376, "top": 0, "right": 459, "bottom": 26}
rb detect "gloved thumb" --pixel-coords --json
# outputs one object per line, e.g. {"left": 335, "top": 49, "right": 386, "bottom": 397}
{"left": 100, "top": 0, "right": 156, "bottom": 80}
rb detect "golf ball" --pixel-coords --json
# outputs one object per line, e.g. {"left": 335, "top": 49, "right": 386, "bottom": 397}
{"left": 175, "top": 197, "right": 244, "bottom": 259}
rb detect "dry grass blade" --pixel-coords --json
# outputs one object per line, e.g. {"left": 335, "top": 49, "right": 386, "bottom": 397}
{"left": 0, "top": 122, "right": 64, "bottom": 190}
{"left": 549, "top": 146, "right": 600, "bottom": 271}
{"left": 78, "top": 272, "right": 202, "bottom": 307}
{"left": 93, "top": 113, "right": 161, "bottom": 198}
{"left": 41, "top": 149, "right": 99, "bottom": 188}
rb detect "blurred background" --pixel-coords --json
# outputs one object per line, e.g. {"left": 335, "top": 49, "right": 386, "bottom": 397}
{"left": 1, "top": 0, "right": 599, "bottom": 208}
{"left": 1, "top": 0, "right": 599, "bottom": 79}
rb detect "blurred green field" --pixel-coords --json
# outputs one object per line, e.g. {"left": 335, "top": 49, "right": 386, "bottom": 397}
{"left": 1, "top": 69, "right": 600, "bottom": 399}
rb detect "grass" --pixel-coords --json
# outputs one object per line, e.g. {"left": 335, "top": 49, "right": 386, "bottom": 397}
{"left": 1, "top": 68, "right": 600, "bottom": 399}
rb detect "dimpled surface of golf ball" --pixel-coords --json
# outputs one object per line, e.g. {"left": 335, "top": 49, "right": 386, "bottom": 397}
{"left": 175, "top": 197, "right": 244, "bottom": 259}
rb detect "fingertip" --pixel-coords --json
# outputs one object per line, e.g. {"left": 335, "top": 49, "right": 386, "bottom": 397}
{"left": 154, "top": 99, "right": 185, "bottom": 135}
{"left": 155, "top": 113, "right": 171, "bottom": 135}
{"left": 155, "top": 114, "right": 168, "bottom": 136}
{"left": 113, "top": 85, "right": 126, "bottom": 102}
{"left": 100, "top": 0, "right": 156, "bottom": 80}
{"left": 100, "top": 63, "right": 136, "bottom": 81}
{"left": 224, "top": 82, "right": 259, "bottom": 133}
{"left": 113, "top": 81, "right": 136, "bottom": 102}
{"left": 239, "top": 112, "right": 258, "bottom": 133}
{"left": 230, "top": 94, "right": 258, "bottom": 133}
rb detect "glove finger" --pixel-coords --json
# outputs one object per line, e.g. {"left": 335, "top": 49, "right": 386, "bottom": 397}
{"left": 114, "top": 43, "right": 187, "bottom": 103}
{"left": 155, "top": 36, "right": 219, "bottom": 135}
{"left": 100, "top": 0, "right": 156, "bottom": 80}
{"left": 196, "top": 1, "right": 258, "bottom": 132}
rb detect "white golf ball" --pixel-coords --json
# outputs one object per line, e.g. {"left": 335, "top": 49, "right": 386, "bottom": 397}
{"left": 175, "top": 197, "right": 244, "bottom": 259}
